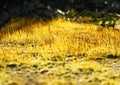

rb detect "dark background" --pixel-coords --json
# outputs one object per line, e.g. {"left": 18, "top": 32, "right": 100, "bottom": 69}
{"left": 0, "top": 0, "right": 120, "bottom": 27}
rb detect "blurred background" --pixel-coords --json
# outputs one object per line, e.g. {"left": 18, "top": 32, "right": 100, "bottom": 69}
{"left": 0, "top": 0, "right": 120, "bottom": 27}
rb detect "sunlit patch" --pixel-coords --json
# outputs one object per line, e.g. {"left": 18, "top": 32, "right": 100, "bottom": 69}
{"left": 0, "top": 18, "right": 120, "bottom": 85}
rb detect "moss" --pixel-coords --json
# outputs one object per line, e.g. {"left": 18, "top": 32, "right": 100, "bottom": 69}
{"left": 0, "top": 18, "right": 120, "bottom": 85}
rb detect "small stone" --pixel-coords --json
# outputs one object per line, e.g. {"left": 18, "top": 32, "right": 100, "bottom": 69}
{"left": 6, "top": 62, "right": 18, "bottom": 68}
{"left": 72, "top": 69, "right": 79, "bottom": 75}
{"left": 40, "top": 69, "right": 48, "bottom": 74}
{"left": 33, "top": 65, "right": 38, "bottom": 68}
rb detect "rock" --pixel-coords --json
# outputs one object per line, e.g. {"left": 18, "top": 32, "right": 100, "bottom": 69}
{"left": 6, "top": 62, "right": 18, "bottom": 68}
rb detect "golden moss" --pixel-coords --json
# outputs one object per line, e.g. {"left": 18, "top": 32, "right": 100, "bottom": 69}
{"left": 0, "top": 18, "right": 120, "bottom": 85}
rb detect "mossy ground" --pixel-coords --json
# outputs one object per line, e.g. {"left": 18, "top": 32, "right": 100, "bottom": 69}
{"left": 0, "top": 18, "right": 120, "bottom": 85}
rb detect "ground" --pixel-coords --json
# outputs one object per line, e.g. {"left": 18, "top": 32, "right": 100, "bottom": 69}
{"left": 0, "top": 18, "right": 120, "bottom": 85}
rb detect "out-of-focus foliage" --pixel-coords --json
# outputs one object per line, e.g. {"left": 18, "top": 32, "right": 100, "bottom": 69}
{"left": 56, "top": 9, "right": 120, "bottom": 28}
{"left": 0, "top": 0, "right": 120, "bottom": 28}
{"left": 90, "top": 12, "right": 119, "bottom": 28}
